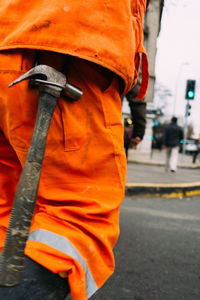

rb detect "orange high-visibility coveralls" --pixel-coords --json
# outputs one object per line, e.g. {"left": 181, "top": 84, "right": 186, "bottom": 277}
{"left": 0, "top": 1, "right": 149, "bottom": 299}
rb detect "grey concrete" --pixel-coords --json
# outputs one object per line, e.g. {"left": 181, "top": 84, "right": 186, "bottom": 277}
{"left": 125, "top": 149, "right": 200, "bottom": 197}
{"left": 91, "top": 196, "right": 200, "bottom": 300}
{"left": 126, "top": 162, "right": 200, "bottom": 184}
{"left": 128, "top": 149, "right": 200, "bottom": 169}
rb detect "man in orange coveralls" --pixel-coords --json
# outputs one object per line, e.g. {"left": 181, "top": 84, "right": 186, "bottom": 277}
{"left": 0, "top": 1, "right": 149, "bottom": 299}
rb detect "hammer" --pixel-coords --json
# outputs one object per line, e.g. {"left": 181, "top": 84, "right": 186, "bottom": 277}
{"left": 0, "top": 65, "right": 83, "bottom": 286}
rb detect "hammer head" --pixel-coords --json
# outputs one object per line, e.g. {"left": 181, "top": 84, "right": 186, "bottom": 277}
{"left": 9, "top": 64, "right": 83, "bottom": 100}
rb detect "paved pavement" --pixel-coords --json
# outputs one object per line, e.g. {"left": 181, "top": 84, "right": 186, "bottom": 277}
{"left": 128, "top": 148, "right": 200, "bottom": 169}
{"left": 91, "top": 196, "right": 200, "bottom": 300}
{"left": 126, "top": 149, "right": 200, "bottom": 197}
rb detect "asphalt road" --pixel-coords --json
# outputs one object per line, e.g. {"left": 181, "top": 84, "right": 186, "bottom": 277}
{"left": 91, "top": 196, "right": 200, "bottom": 300}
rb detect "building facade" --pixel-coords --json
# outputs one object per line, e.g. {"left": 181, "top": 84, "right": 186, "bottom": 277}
{"left": 126, "top": 0, "right": 164, "bottom": 153}
{"left": 144, "top": 0, "right": 164, "bottom": 103}
{"left": 122, "top": 0, "right": 164, "bottom": 153}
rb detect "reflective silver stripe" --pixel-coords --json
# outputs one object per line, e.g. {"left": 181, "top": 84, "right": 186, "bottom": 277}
{"left": 28, "top": 229, "right": 98, "bottom": 298}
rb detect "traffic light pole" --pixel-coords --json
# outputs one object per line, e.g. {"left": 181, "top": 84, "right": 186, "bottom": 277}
{"left": 182, "top": 79, "right": 195, "bottom": 157}
{"left": 183, "top": 99, "right": 189, "bottom": 157}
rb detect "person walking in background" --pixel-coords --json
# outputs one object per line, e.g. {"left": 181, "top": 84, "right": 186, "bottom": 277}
{"left": 162, "top": 117, "right": 183, "bottom": 172}
{"left": 192, "top": 138, "right": 200, "bottom": 164}
{"left": 124, "top": 119, "right": 133, "bottom": 159}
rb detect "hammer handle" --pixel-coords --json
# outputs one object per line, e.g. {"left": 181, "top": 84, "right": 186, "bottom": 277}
{"left": 0, "top": 92, "right": 57, "bottom": 286}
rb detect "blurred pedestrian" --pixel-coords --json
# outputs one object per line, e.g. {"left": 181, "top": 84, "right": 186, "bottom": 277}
{"left": 192, "top": 138, "right": 200, "bottom": 163}
{"left": 162, "top": 117, "right": 183, "bottom": 172}
{"left": 124, "top": 119, "right": 133, "bottom": 158}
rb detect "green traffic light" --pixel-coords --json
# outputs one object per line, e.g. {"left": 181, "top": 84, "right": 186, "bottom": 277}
{"left": 185, "top": 80, "right": 196, "bottom": 99}
{"left": 188, "top": 91, "right": 194, "bottom": 98}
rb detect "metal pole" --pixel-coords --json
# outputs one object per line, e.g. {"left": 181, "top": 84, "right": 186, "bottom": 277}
{"left": 183, "top": 99, "right": 189, "bottom": 156}
{"left": 173, "top": 62, "right": 189, "bottom": 115}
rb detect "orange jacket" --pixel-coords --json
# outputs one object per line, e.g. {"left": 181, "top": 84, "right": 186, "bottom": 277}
{"left": 0, "top": 0, "right": 148, "bottom": 98}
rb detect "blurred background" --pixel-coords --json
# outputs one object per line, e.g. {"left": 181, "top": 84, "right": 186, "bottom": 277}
{"left": 122, "top": 0, "right": 200, "bottom": 158}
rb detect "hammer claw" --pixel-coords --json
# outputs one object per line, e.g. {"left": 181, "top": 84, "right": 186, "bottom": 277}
{"left": 8, "top": 65, "right": 49, "bottom": 87}
{"left": 8, "top": 64, "right": 83, "bottom": 101}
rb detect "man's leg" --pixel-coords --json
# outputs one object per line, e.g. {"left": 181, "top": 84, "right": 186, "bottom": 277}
{"left": 165, "top": 147, "right": 171, "bottom": 172}
{"left": 0, "top": 50, "right": 126, "bottom": 298}
{"left": 193, "top": 150, "right": 198, "bottom": 164}
{"left": 170, "top": 146, "right": 179, "bottom": 172}
{"left": 0, "top": 130, "right": 22, "bottom": 249}
{"left": 0, "top": 256, "right": 69, "bottom": 300}
{"left": 0, "top": 132, "right": 69, "bottom": 300}
{"left": 0, "top": 50, "right": 70, "bottom": 300}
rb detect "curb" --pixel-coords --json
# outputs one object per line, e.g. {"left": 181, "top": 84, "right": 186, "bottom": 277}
{"left": 125, "top": 181, "right": 200, "bottom": 198}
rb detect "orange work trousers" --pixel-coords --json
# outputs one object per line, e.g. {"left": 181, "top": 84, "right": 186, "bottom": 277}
{"left": 0, "top": 50, "right": 126, "bottom": 300}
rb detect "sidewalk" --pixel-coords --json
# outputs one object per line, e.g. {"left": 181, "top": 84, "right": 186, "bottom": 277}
{"left": 126, "top": 149, "right": 200, "bottom": 198}
{"left": 128, "top": 148, "right": 200, "bottom": 168}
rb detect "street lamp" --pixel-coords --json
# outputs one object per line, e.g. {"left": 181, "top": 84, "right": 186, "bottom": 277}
{"left": 173, "top": 62, "right": 189, "bottom": 115}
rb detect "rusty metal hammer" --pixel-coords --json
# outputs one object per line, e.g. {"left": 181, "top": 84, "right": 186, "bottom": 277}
{"left": 0, "top": 64, "right": 83, "bottom": 287}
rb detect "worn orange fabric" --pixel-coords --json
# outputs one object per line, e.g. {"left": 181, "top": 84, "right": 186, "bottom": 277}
{"left": 0, "top": 1, "right": 149, "bottom": 298}
{"left": 0, "top": 0, "right": 148, "bottom": 98}
{"left": 0, "top": 50, "right": 126, "bottom": 299}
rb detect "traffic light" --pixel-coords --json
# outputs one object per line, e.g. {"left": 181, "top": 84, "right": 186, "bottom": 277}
{"left": 185, "top": 80, "right": 196, "bottom": 100}
{"left": 185, "top": 103, "right": 191, "bottom": 117}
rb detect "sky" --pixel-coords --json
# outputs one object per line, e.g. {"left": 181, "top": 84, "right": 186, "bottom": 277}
{"left": 154, "top": 0, "right": 200, "bottom": 136}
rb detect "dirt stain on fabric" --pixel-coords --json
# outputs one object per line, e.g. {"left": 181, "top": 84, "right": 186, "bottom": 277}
{"left": 30, "top": 20, "right": 54, "bottom": 32}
